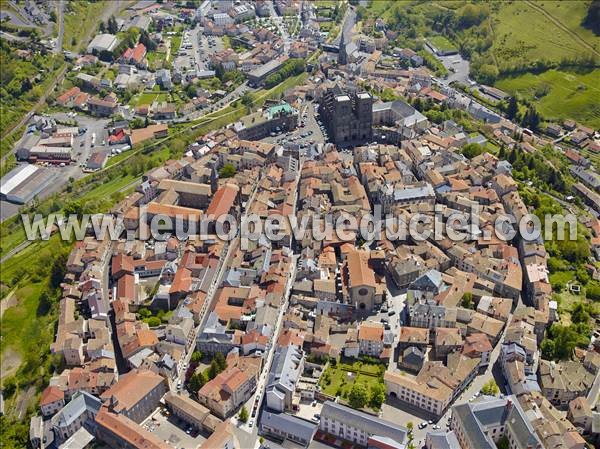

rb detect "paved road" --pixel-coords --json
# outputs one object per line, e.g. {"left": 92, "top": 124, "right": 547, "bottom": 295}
{"left": 333, "top": 5, "right": 356, "bottom": 46}
{"left": 267, "top": 0, "right": 295, "bottom": 53}
{"left": 245, "top": 257, "right": 299, "bottom": 432}
{"left": 0, "top": 30, "right": 27, "bottom": 42}
{"left": 244, "top": 159, "right": 303, "bottom": 433}
{"left": 54, "top": 0, "right": 65, "bottom": 54}
{"left": 4, "top": 2, "right": 37, "bottom": 28}
{"left": 175, "top": 181, "right": 263, "bottom": 390}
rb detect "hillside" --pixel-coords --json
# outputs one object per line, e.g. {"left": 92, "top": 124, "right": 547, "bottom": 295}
{"left": 359, "top": 0, "right": 600, "bottom": 127}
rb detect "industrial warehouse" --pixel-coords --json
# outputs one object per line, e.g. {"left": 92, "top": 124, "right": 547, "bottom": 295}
{"left": 0, "top": 164, "right": 57, "bottom": 204}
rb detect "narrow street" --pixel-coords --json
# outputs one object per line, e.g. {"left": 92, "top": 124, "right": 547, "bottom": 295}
{"left": 54, "top": 0, "right": 65, "bottom": 54}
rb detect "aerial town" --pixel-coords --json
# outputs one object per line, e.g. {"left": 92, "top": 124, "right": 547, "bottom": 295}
{"left": 1, "top": 1, "right": 600, "bottom": 449}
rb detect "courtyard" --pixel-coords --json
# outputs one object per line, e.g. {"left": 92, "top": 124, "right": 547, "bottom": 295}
{"left": 319, "top": 359, "right": 385, "bottom": 405}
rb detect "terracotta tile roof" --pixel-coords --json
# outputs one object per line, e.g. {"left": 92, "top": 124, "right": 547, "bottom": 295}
{"left": 116, "top": 274, "right": 135, "bottom": 301}
{"left": 462, "top": 333, "right": 492, "bottom": 357}
{"left": 206, "top": 184, "right": 238, "bottom": 217}
{"left": 398, "top": 327, "right": 429, "bottom": 344}
{"left": 100, "top": 369, "right": 165, "bottom": 414}
{"left": 277, "top": 329, "right": 305, "bottom": 347}
{"left": 145, "top": 201, "right": 203, "bottom": 219}
{"left": 57, "top": 86, "right": 80, "bottom": 105}
{"left": 346, "top": 249, "right": 376, "bottom": 288}
{"left": 129, "top": 124, "right": 168, "bottom": 146}
{"left": 112, "top": 254, "right": 134, "bottom": 277}
{"left": 95, "top": 408, "right": 170, "bottom": 449}
{"left": 169, "top": 267, "right": 192, "bottom": 295}
{"left": 40, "top": 386, "right": 64, "bottom": 406}
{"left": 199, "top": 421, "right": 236, "bottom": 449}
{"left": 358, "top": 321, "right": 384, "bottom": 342}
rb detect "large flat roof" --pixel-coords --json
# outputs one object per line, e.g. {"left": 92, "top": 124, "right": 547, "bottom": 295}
{"left": 0, "top": 164, "right": 38, "bottom": 196}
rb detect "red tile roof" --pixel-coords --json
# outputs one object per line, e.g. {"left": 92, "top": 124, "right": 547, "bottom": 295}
{"left": 40, "top": 386, "right": 64, "bottom": 406}
{"left": 206, "top": 184, "right": 238, "bottom": 217}
{"left": 95, "top": 408, "right": 170, "bottom": 449}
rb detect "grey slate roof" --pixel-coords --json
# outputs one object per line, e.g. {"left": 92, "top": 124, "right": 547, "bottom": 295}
{"left": 267, "top": 345, "right": 304, "bottom": 398}
{"left": 53, "top": 391, "right": 101, "bottom": 428}
{"left": 260, "top": 410, "right": 317, "bottom": 443}
{"left": 426, "top": 430, "right": 461, "bottom": 449}
{"left": 410, "top": 269, "right": 443, "bottom": 292}
{"left": 321, "top": 401, "right": 407, "bottom": 444}
{"left": 451, "top": 396, "right": 541, "bottom": 449}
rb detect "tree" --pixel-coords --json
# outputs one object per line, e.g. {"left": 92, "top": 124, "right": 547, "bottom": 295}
{"left": 457, "top": 4, "right": 488, "bottom": 29}
{"left": 522, "top": 106, "right": 541, "bottom": 131}
{"left": 49, "top": 9, "right": 57, "bottom": 22}
{"left": 461, "top": 143, "right": 485, "bottom": 159}
{"left": 406, "top": 421, "right": 414, "bottom": 433}
{"left": 208, "top": 352, "right": 227, "bottom": 379}
{"left": 241, "top": 92, "right": 253, "bottom": 109}
{"left": 506, "top": 96, "right": 518, "bottom": 120}
{"left": 348, "top": 383, "right": 369, "bottom": 409}
{"left": 542, "top": 322, "right": 591, "bottom": 361}
{"left": 239, "top": 405, "right": 249, "bottom": 423}
{"left": 191, "top": 351, "right": 203, "bottom": 363}
{"left": 369, "top": 383, "right": 385, "bottom": 410}
{"left": 130, "top": 117, "right": 145, "bottom": 129}
{"left": 571, "top": 302, "right": 592, "bottom": 324}
{"left": 461, "top": 292, "right": 474, "bottom": 309}
{"left": 189, "top": 371, "right": 207, "bottom": 392}
{"left": 583, "top": 0, "right": 600, "bottom": 35}
{"left": 496, "top": 436, "right": 509, "bottom": 449}
{"left": 476, "top": 63, "right": 499, "bottom": 85}
{"left": 139, "top": 29, "right": 158, "bottom": 51}
{"left": 107, "top": 15, "right": 119, "bottom": 34}
{"left": 480, "top": 379, "right": 499, "bottom": 396}
{"left": 147, "top": 316, "right": 161, "bottom": 327}
{"left": 214, "top": 351, "right": 227, "bottom": 371}
{"left": 586, "top": 284, "right": 600, "bottom": 301}
{"left": 219, "top": 163, "right": 236, "bottom": 178}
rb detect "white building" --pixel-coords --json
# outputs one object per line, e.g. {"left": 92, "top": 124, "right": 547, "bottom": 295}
{"left": 213, "top": 12, "right": 233, "bottom": 26}
{"left": 87, "top": 34, "right": 118, "bottom": 54}
{"left": 320, "top": 401, "right": 407, "bottom": 447}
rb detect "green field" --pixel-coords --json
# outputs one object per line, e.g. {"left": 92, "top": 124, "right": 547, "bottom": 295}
{"left": 63, "top": 1, "right": 107, "bottom": 51}
{"left": 490, "top": 1, "right": 597, "bottom": 66}
{"left": 319, "top": 360, "right": 385, "bottom": 404}
{"left": 496, "top": 69, "right": 600, "bottom": 128}
{"left": 130, "top": 91, "right": 171, "bottom": 107}
{"left": 169, "top": 34, "right": 182, "bottom": 59}
{"left": 522, "top": 1, "right": 600, "bottom": 55}
{"left": 428, "top": 35, "right": 458, "bottom": 53}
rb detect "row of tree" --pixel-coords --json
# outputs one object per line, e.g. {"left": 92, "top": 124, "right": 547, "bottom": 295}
{"left": 264, "top": 58, "right": 306, "bottom": 89}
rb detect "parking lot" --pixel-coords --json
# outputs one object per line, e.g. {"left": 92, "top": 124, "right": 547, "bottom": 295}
{"left": 261, "top": 101, "right": 326, "bottom": 155}
{"left": 295, "top": 399, "right": 323, "bottom": 424}
{"left": 143, "top": 408, "right": 206, "bottom": 449}
{"left": 171, "top": 25, "right": 225, "bottom": 79}
{"left": 382, "top": 396, "right": 447, "bottom": 448}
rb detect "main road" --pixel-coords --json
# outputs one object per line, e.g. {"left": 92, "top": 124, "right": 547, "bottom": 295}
{"left": 244, "top": 159, "right": 303, "bottom": 432}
